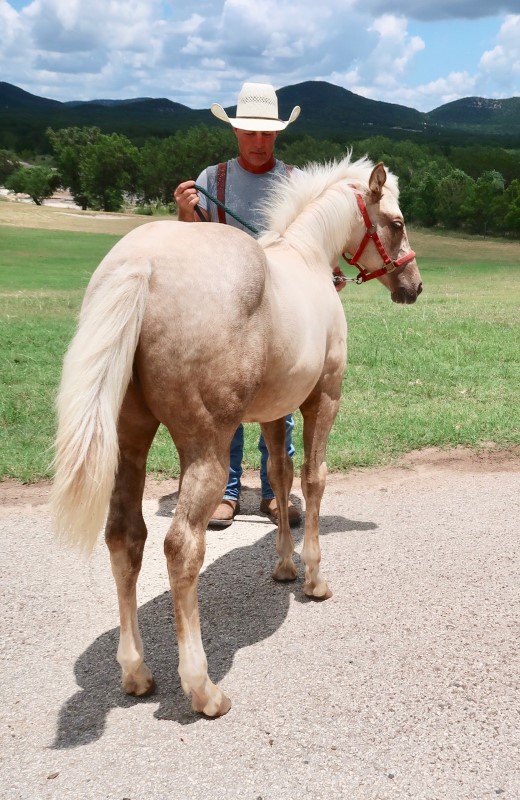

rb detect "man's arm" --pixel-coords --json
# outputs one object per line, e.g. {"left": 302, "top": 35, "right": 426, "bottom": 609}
{"left": 173, "top": 179, "right": 209, "bottom": 222}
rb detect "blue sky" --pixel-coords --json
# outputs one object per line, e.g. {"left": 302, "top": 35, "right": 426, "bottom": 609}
{"left": 1, "top": 0, "right": 519, "bottom": 112}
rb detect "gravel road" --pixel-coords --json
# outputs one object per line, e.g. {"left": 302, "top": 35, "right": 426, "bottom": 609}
{"left": 1, "top": 448, "right": 519, "bottom": 800}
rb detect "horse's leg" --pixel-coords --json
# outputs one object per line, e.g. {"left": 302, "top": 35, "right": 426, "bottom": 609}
{"left": 260, "top": 418, "right": 297, "bottom": 582}
{"left": 105, "top": 382, "right": 159, "bottom": 696}
{"left": 299, "top": 384, "right": 340, "bottom": 599}
{"left": 163, "top": 439, "right": 232, "bottom": 717}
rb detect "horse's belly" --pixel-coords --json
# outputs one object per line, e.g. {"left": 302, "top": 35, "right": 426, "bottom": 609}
{"left": 243, "top": 313, "right": 347, "bottom": 422}
{"left": 243, "top": 347, "right": 346, "bottom": 422}
{"left": 243, "top": 384, "right": 313, "bottom": 422}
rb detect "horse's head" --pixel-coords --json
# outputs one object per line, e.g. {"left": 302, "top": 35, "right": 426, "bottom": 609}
{"left": 344, "top": 162, "right": 423, "bottom": 304}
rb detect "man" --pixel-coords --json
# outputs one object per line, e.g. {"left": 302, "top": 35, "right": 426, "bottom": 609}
{"left": 174, "top": 82, "right": 345, "bottom": 529}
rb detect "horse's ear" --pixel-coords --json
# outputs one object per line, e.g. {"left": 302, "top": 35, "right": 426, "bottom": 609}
{"left": 369, "top": 162, "right": 387, "bottom": 200}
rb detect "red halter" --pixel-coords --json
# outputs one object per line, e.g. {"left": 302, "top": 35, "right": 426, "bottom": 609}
{"left": 343, "top": 192, "right": 416, "bottom": 284}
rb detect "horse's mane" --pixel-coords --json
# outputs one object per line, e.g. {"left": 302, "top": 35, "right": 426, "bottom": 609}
{"left": 258, "top": 154, "right": 399, "bottom": 263}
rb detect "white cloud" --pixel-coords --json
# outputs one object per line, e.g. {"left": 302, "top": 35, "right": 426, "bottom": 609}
{"left": 0, "top": 1, "right": 518, "bottom": 113}
{"left": 477, "top": 14, "right": 520, "bottom": 93}
{"left": 24, "top": 0, "right": 159, "bottom": 52}
{"left": 323, "top": 14, "right": 426, "bottom": 104}
{"left": 174, "top": 14, "right": 205, "bottom": 35}
{"left": 1, "top": 0, "right": 30, "bottom": 62}
{"left": 368, "top": 15, "right": 425, "bottom": 83}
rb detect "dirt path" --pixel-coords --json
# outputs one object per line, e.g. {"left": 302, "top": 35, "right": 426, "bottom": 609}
{"left": 1, "top": 448, "right": 519, "bottom": 800}
{"left": 2, "top": 445, "right": 519, "bottom": 510}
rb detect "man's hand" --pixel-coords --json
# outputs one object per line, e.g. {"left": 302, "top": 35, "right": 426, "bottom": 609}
{"left": 173, "top": 180, "right": 208, "bottom": 222}
{"left": 333, "top": 264, "right": 348, "bottom": 292}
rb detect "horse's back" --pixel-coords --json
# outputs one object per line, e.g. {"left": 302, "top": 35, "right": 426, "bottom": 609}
{"left": 93, "top": 220, "right": 265, "bottom": 294}
{"left": 92, "top": 220, "right": 271, "bottom": 430}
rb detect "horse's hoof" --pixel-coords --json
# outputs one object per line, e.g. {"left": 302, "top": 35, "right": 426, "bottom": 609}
{"left": 272, "top": 559, "right": 298, "bottom": 582}
{"left": 303, "top": 580, "right": 333, "bottom": 600}
{"left": 191, "top": 688, "right": 231, "bottom": 718}
{"left": 122, "top": 665, "right": 156, "bottom": 696}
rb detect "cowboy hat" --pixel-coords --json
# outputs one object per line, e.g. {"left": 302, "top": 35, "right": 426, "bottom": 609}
{"left": 211, "top": 82, "right": 301, "bottom": 132}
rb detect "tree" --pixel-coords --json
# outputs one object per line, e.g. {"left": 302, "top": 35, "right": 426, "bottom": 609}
{"left": 47, "top": 126, "right": 103, "bottom": 209}
{"left": 411, "top": 172, "right": 439, "bottom": 226}
{"left": 403, "top": 163, "right": 449, "bottom": 227}
{"left": 277, "top": 135, "right": 344, "bottom": 167}
{"left": 164, "top": 126, "right": 236, "bottom": 198}
{"left": 48, "top": 126, "right": 139, "bottom": 211}
{"left": 435, "top": 169, "right": 474, "bottom": 229}
{"left": 500, "top": 179, "right": 520, "bottom": 236}
{"left": 5, "top": 165, "right": 60, "bottom": 205}
{"left": 136, "top": 138, "right": 168, "bottom": 205}
{"left": 0, "top": 149, "right": 20, "bottom": 184}
{"left": 79, "top": 133, "right": 139, "bottom": 211}
{"left": 136, "top": 125, "right": 236, "bottom": 206}
{"left": 463, "top": 170, "right": 506, "bottom": 235}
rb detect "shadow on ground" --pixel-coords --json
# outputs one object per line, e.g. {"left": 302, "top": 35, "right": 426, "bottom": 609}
{"left": 52, "top": 488, "right": 377, "bottom": 749}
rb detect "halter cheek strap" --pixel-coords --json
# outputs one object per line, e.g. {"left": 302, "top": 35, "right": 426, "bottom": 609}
{"left": 343, "top": 192, "right": 416, "bottom": 284}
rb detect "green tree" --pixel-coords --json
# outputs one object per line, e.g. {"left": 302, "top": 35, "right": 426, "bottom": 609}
{"left": 79, "top": 133, "right": 139, "bottom": 211}
{"left": 277, "top": 135, "right": 345, "bottom": 167}
{"left": 502, "top": 179, "right": 520, "bottom": 235}
{"left": 463, "top": 170, "right": 506, "bottom": 235}
{"left": 450, "top": 145, "right": 520, "bottom": 184}
{"left": 47, "top": 126, "right": 103, "bottom": 209}
{"left": 403, "top": 162, "right": 449, "bottom": 227}
{"left": 136, "top": 138, "right": 168, "bottom": 204}
{"left": 0, "top": 150, "right": 20, "bottom": 184}
{"left": 5, "top": 165, "right": 60, "bottom": 205}
{"left": 136, "top": 125, "right": 236, "bottom": 206}
{"left": 411, "top": 172, "right": 438, "bottom": 226}
{"left": 435, "top": 169, "right": 475, "bottom": 229}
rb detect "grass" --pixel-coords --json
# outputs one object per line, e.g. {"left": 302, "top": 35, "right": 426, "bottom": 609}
{"left": 331, "top": 260, "right": 520, "bottom": 469}
{"left": 1, "top": 210, "right": 519, "bottom": 482}
{"left": 0, "top": 228, "right": 119, "bottom": 480}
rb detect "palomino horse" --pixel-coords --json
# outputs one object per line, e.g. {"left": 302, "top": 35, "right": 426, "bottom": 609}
{"left": 51, "top": 156, "right": 422, "bottom": 717}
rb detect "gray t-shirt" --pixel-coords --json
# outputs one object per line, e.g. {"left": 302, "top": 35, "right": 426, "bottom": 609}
{"left": 195, "top": 158, "right": 291, "bottom": 237}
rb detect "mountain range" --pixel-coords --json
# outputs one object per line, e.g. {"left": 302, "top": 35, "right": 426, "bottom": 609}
{"left": 2, "top": 80, "right": 520, "bottom": 153}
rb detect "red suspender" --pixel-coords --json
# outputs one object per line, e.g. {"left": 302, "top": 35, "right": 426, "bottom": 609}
{"left": 215, "top": 161, "right": 291, "bottom": 226}
{"left": 216, "top": 161, "right": 227, "bottom": 224}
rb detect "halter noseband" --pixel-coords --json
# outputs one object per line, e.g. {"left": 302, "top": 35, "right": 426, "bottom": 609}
{"left": 342, "top": 192, "right": 416, "bottom": 284}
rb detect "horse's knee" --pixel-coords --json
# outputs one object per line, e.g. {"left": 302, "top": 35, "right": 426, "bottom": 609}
{"left": 164, "top": 525, "right": 205, "bottom": 581}
{"left": 301, "top": 461, "right": 327, "bottom": 502}
{"left": 105, "top": 511, "right": 148, "bottom": 571}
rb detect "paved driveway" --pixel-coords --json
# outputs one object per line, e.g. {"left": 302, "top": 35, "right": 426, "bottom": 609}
{"left": 1, "top": 450, "right": 519, "bottom": 800}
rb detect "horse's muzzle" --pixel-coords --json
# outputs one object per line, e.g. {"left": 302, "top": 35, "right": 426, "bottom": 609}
{"left": 391, "top": 282, "right": 423, "bottom": 304}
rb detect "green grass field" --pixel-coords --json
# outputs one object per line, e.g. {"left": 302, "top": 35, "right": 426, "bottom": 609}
{"left": 1, "top": 218, "right": 519, "bottom": 482}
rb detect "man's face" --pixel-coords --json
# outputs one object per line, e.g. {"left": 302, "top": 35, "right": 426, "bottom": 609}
{"left": 234, "top": 128, "right": 279, "bottom": 170}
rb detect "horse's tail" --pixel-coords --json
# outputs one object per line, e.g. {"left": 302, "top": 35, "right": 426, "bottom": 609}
{"left": 50, "top": 259, "right": 152, "bottom": 555}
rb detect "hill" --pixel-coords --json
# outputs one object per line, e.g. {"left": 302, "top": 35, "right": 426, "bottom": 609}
{"left": 428, "top": 96, "right": 520, "bottom": 133}
{"left": 277, "top": 81, "right": 425, "bottom": 138}
{"left": 1, "top": 80, "right": 520, "bottom": 154}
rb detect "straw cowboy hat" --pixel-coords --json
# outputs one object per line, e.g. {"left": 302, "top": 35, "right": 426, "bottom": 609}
{"left": 211, "top": 82, "right": 301, "bottom": 132}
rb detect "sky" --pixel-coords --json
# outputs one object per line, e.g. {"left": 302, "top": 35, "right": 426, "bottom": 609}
{"left": 1, "top": 0, "right": 520, "bottom": 113}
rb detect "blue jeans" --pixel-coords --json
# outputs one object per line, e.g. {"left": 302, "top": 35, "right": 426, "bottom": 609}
{"left": 223, "top": 415, "right": 295, "bottom": 501}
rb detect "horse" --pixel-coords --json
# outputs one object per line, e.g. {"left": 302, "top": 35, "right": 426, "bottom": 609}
{"left": 50, "top": 156, "right": 423, "bottom": 718}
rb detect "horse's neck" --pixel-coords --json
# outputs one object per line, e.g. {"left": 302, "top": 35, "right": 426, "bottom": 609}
{"left": 282, "top": 187, "right": 357, "bottom": 268}
{"left": 284, "top": 181, "right": 358, "bottom": 267}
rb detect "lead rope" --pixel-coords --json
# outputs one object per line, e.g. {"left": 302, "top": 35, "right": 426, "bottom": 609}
{"left": 193, "top": 169, "right": 348, "bottom": 288}
{"left": 193, "top": 183, "right": 260, "bottom": 236}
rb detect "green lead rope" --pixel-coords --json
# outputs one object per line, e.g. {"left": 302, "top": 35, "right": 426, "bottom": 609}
{"left": 193, "top": 183, "right": 345, "bottom": 288}
{"left": 193, "top": 183, "right": 260, "bottom": 236}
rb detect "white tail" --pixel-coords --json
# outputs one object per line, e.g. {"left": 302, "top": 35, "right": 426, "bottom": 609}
{"left": 50, "top": 259, "right": 152, "bottom": 555}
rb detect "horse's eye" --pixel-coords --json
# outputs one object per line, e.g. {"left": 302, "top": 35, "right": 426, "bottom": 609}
{"left": 391, "top": 220, "right": 404, "bottom": 231}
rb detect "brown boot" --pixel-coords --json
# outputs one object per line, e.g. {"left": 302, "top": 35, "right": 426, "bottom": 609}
{"left": 208, "top": 499, "right": 240, "bottom": 530}
{"left": 259, "top": 498, "right": 301, "bottom": 527}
